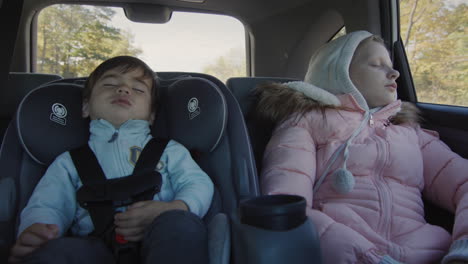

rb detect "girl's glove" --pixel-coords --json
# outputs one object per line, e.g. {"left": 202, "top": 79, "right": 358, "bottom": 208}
{"left": 442, "top": 239, "right": 468, "bottom": 264}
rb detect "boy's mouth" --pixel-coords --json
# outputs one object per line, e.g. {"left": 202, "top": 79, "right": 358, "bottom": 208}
{"left": 112, "top": 98, "right": 131, "bottom": 107}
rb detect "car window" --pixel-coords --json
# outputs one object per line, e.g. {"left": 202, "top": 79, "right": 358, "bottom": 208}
{"left": 331, "top": 27, "right": 346, "bottom": 40}
{"left": 400, "top": 0, "right": 467, "bottom": 106}
{"left": 35, "top": 4, "right": 246, "bottom": 83}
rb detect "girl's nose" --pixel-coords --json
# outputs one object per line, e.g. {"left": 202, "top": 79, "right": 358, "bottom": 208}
{"left": 388, "top": 68, "right": 400, "bottom": 80}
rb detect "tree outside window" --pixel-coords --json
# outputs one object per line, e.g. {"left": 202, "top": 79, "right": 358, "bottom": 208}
{"left": 400, "top": 0, "right": 467, "bottom": 106}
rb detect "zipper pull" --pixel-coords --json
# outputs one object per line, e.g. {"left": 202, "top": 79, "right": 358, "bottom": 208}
{"left": 108, "top": 131, "right": 119, "bottom": 143}
{"left": 369, "top": 114, "right": 374, "bottom": 126}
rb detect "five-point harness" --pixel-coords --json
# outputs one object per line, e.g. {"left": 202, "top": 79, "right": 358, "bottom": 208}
{"left": 70, "top": 138, "right": 169, "bottom": 264}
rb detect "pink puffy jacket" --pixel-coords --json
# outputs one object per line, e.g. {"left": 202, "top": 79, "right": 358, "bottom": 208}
{"left": 261, "top": 94, "right": 468, "bottom": 264}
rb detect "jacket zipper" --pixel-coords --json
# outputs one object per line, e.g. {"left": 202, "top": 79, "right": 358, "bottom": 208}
{"left": 372, "top": 134, "right": 392, "bottom": 238}
{"left": 372, "top": 133, "right": 402, "bottom": 259}
{"left": 369, "top": 114, "right": 375, "bottom": 126}
{"left": 109, "top": 129, "right": 126, "bottom": 177}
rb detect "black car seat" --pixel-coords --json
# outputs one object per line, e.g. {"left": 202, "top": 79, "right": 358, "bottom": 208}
{"left": 226, "top": 77, "right": 298, "bottom": 175}
{"left": 157, "top": 72, "right": 260, "bottom": 212}
{"left": 226, "top": 77, "right": 322, "bottom": 264}
{"left": 30, "top": 72, "right": 261, "bottom": 216}
{"left": 0, "top": 74, "right": 243, "bottom": 264}
{"left": 0, "top": 73, "right": 62, "bottom": 145}
{"left": 0, "top": 82, "right": 86, "bottom": 262}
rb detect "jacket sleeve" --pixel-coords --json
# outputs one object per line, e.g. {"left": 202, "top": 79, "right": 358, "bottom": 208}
{"left": 418, "top": 127, "right": 468, "bottom": 241}
{"left": 261, "top": 117, "right": 384, "bottom": 264}
{"left": 18, "top": 152, "right": 78, "bottom": 237}
{"left": 165, "top": 140, "right": 214, "bottom": 218}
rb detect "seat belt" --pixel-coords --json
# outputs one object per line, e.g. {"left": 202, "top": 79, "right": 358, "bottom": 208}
{"left": 70, "top": 137, "right": 169, "bottom": 263}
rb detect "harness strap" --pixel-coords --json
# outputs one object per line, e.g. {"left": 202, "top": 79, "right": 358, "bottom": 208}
{"left": 134, "top": 137, "right": 168, "bottom": 178}
{"left": 70, "top": 143, "right": 111, "bottom": 236}
{"left": 70, "top": 137, "right": 170, "bottom": 237}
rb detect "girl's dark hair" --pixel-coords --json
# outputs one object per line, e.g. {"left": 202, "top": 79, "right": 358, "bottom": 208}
{"left": 83, "top": 56, "right": 160, "bottom": 111}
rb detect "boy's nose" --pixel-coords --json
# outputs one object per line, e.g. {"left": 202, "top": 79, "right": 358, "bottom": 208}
{"left": 117, "top": 85, "right": 130, "bottom": 95}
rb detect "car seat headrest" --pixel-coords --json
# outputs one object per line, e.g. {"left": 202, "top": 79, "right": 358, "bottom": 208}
{"left": 165, "top": 77, "right": 227, "bottom": 153}
{"left": 16, "top": 83, "right": 89, "bottom": 166}
{"left": 16, "top": 77, "right": 227, "bottom": 166}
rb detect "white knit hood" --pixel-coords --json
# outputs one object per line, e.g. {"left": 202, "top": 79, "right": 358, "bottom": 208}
{"left": 283, "top": 30, "right": 375, "bottom": 194}
{"left": 304, "top": 30, "right": 373, "bottom": 111}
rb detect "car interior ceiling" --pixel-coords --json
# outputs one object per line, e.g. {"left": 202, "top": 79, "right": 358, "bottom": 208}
{"left": 3, "top": 0, "right": 385, "bottom": 159}
{"left": 13, "top": 0, "right": 382, "bottom": 79}
{"left": 1, "top": 0, "right": 464, "bottom": 263}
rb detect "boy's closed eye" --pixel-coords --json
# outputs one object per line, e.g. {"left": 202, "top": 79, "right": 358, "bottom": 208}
{"left": 101, "top": 78, "right": 119, "bottom": 87}
{"left": 132, "top": 86, "right": 146, "bottom": 93}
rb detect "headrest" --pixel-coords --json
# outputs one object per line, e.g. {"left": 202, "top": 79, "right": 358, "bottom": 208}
{"left": 16, "top": 76, "right": 227, "bottom": 165}
{"left": 16, "top": 83, "right": 89, "bottom": 165}
{"left": 2, "top": 73, "right": 62, "bottom": 118}
{"left": 166, "top": 77, "right": 227, "bottom": 153}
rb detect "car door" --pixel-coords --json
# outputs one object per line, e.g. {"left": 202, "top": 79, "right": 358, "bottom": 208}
{"left": 394, "top": 0, "right": 468, "bottom": 158}
{"left": 391, "top": 0, "right": 467, "bottom": 230}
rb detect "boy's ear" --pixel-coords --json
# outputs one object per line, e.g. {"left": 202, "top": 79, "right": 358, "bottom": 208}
{"left": 82, "top": 100, "right": 90, "bottom": 118}
{"left": 149, "top": 112, "right": 155, "bottom": 124}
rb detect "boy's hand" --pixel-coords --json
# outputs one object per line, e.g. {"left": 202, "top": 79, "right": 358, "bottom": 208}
{"left": 9, "top": 223, "right": 59, "bottom": 263}
{"left": 114, "top": 200, "right": 187, "bottom": 242}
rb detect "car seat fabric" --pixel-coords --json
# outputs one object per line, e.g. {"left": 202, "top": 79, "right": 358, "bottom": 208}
{"left": 157, "top": 72, "right": 259, "bottom": 215}
{"left": 226, "top": 77, "right": 298, "bottom": 176}
{"left": 0, "top": 75, "right": 234, "bottom": 264}
{"left": 0, "top": 83, "right": 85, "bottom": 263}
{"left": 16, "top": 83, "right": 89, "bottom": 165}
{"left": 164, "top": 77, "right": 227, "bottom": 153}
{"left": 155, "top": 72, "right": 262, "bottom": 264}
{"left": 0, "top": 73, "right": 62, "bottom": 146}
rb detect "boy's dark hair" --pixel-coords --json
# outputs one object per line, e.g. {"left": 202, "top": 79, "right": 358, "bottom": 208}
{"left": 83, "top": 56, "right": 160, "bottom": 112}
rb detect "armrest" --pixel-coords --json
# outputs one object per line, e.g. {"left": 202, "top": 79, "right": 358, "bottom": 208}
{"left": 232, "top": 195, "right": 322, "bottom": 264}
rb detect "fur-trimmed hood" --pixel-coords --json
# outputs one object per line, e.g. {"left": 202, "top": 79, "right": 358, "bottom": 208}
{"left": 254, "top": 81, "right": 340, "bottom": 123}
{"left": 254, "top": 81, "right": 420, "bottom": 125}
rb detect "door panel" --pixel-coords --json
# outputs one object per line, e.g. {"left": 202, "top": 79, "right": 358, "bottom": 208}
{"left": 418, "top": 103, "right": 468, "bottom": 159}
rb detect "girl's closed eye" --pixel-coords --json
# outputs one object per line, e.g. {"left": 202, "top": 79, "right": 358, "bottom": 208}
{"left": 369, "top": 60, "right": 381, "bottom": 67}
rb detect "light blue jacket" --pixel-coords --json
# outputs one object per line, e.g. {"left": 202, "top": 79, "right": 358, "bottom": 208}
{"left": 18, "top": 119, "right": 214, "bottom": 237}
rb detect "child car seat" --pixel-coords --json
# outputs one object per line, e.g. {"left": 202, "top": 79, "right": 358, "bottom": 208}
{"left": 226, "top": 77, "right": 298, "bottom": 174}
{"left": 0, "top": 75, "right": 233, "bottom": 264}
{"left": 226, "top": 77, "right": 322, "bottom": 264}
{"left": 0, "top": 73, "right": 62, "bottom": 146}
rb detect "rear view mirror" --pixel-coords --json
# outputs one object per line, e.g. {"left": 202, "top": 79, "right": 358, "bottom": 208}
{"left": 124, "top": 4, "right": 172, "bottom": 23}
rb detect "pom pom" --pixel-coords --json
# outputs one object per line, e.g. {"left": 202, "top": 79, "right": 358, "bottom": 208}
{"left": 332, "top": 168, "right": 355, "bottom": 194}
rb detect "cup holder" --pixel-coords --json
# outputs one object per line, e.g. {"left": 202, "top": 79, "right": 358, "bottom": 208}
{"left": 240, "top": 194, "right": 306, "bottom": 231}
